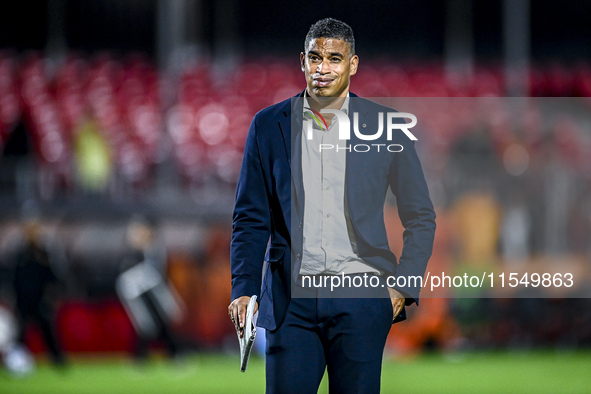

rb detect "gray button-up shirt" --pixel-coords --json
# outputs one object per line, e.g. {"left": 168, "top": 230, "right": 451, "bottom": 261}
{"left": 299, "top": 93, "right": 380, "bottom": 276}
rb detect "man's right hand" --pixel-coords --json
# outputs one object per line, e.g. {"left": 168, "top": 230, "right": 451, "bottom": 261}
{"left": 228, "top": 296, "right": 259, "bottom": 338}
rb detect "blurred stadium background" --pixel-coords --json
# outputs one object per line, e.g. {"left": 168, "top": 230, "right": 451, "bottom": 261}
{"left": 0, "top": 0, "right": 591, "bottom": 392}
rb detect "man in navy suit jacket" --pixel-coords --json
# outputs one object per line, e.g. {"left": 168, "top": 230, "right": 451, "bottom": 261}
{"left": 229, "top": 18, "right": 436, "bottom": 393}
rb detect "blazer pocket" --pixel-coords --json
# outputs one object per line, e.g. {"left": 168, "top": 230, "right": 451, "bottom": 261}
{"left": 266, "top": 245, "right": 285, "bottom": 263}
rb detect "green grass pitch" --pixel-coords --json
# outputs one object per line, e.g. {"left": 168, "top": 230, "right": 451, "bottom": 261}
{"left": 1, "top": 350, "right": 590, "bottom": 393}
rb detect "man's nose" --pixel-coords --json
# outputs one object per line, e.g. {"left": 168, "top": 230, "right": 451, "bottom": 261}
{"left": 316, "top": 60, "right": 328, "bottom": 74}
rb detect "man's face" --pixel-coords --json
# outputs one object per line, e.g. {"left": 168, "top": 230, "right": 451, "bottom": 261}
{"left": 300, "top": 37, "right": 358, "bottom": 98}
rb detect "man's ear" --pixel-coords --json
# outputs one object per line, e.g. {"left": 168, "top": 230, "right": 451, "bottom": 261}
{"left": 349, "top": 55, "right": 359, "bottom": 76}
{"left": 300, "top": 52, "right": 306, "bottom": 72}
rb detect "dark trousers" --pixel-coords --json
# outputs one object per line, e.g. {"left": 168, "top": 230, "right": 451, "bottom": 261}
{"left": 265, "top": 276, "right": 393, "bottom": 394}
{"left": 18, "top": 308, "right": 65, "bottom": 365}
{"left": 134, "top": 293, "right": 178, "bottom": 360}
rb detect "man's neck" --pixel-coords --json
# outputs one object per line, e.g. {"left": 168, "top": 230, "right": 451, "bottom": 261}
{"left": 304, "top": 89, "right": 349, "bottom": 126}
{"left": 305, "top": 89, "right": 348, "bottom": 112}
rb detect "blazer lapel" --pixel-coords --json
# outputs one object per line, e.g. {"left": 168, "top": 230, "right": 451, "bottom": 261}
{"left": 278, "top": 94, "right": 305, "bottom": 279}
{"left": 345, "top": 94, "right": 368, "bottom": 224}
{"left": 278, "top": 94, "right": 305, "bottom": 219}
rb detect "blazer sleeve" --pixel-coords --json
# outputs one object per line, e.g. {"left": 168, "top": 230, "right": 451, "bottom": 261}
{"left": 231, "top": 114, "right": 271, "bottom": 302}
{"left": 388, "top": 137, "right": 436, "bottom": 305}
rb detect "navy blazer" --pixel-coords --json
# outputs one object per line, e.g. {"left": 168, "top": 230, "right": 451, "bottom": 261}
{"left": 231, "top": 92, "right": 436, "bottom": 331}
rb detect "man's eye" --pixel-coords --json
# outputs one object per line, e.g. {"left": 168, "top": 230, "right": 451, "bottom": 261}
{"left": 331, "top": 58, "right": 341, "bottom": 62}
{"left": 310, "top": 56, "right": 320, "bottom": 62}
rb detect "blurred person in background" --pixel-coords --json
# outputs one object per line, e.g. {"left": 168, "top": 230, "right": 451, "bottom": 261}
{"left": 12, "top": 219, "right": 66, "bottom": 366}
{"left": 116, "top": 216, "right": 184, "bottom": 362}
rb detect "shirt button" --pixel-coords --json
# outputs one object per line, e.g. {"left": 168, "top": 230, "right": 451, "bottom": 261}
{"left": 296, "top": 253, "right": 302, "bottom": 259}
{"left": 326, "top": 186, "right": 330, "bottom": 190}
{"left": 326, "top": 214, "right": 330, "bottom": 218}
{"left": 298, "top": 222, "right": 303, "bottom": 228}
{"left": 324, "top": 242, "right": 329, "bottom": 246}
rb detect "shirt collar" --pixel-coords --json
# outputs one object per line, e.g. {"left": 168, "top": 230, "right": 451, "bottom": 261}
{"left": 303, "top": 91, "right": 350, "bottom": 116}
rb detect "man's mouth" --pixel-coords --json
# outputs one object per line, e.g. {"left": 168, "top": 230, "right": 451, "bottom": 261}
{"left": 314, "top": 78, "right": 334, "bottom": 87}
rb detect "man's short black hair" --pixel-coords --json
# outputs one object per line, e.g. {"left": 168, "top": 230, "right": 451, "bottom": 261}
{"left": 304, "top": 18, "right": 355, "bottom": 56}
